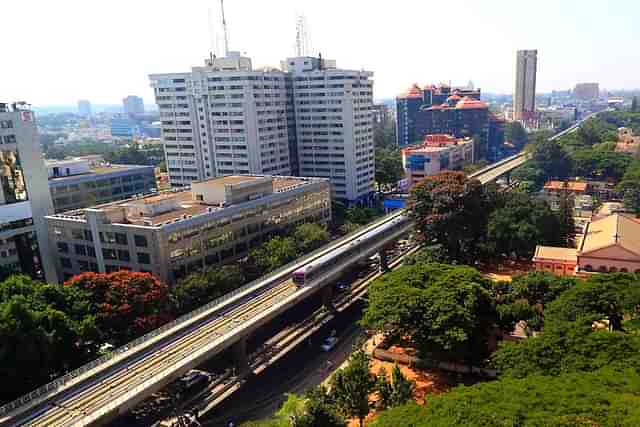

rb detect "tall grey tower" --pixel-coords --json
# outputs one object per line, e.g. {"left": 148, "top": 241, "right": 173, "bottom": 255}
{"left": 514, "top": 50, "right": 537, "bottom": 120}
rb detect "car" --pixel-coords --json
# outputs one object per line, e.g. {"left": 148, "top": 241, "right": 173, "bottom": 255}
{"left": 335, "top": 282, "right": 349, "bottom": 292}
{"left": 321, "top": 336, "right": 339, "bottom": 352}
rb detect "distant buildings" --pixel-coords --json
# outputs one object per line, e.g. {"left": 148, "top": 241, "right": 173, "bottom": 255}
{"left": 46, "top": 174, "right": 331, "bottom": 284}
{"left": 513, "top": 50, "right": 538, "bottom": 120}
{"left": 401, "top": 134, "right": 475, "bottom": 187}
{"left": 396, "top": 84, "right": 503, "bottom": 161}
{"left": 123, "top": 95, "right": 145, "bottom": 116}
{"left": 77, "top": 99, "right": 92, "bottom": 118}
{"left": 110, "top": 116, "right": 138, "bottom": 138}
{"left": 574, "top": 83, "right": 599, "bottom": 101}
{"left": 46, "top": 157, "right": 156, "bottom": 212}
{"left": 150, "top": 52, "right": 375, "bottom": 205}
{"left": 0, "top": 102, "right": 56, "bottom": 283}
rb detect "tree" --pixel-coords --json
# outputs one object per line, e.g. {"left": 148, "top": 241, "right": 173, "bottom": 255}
{"left": 294, "top": 223, "right": 330, "bottom": 253}
{"left": 487, "top": 192, "right": 562, "bottom": 259}
{"left": 248, "top": 236, "right": 299, "bottom": 274}
{"left": 65, "top": 271, "right": 172, "bottom": 345}
{"left": 632, "top": 96, "right": 639, "bottom": 113}
{"left": 0, "top": 275, "right": 97, "bottom": 404}
{"left": 505, "top": 121, "right": 528, "bottom": 149}
{"left": 173, "top": 265, "right": 245, "bottom": 314}
{"left": 544, "top": 273, "right": 640, "bottom": 332}
{"left": 408, "top": 171, "right": 490, "bottom": 263}
{"left": 493, "top": 320, "right": 640, "bottom": 378}
{"left": 617, "top": 160, "right": 640, "bottom": 215}
{"left": 369, "top": 368, "right": 640, "bottom": 427}
{"left": 362, "top": 263, "right": 498, "bottom": 366}
{"left": 331, "top": 351, "right": 376, "bottom": 427}
{"left": 570, "top": 148, "right": 632, "bottom": 180}
{"left": 531, "top": 139, "right": 573, "bottom": 180}
{"left": 375, "top": 148, "right": 404, "bottom": 192}
{"left": 557, "top": 187, "right": 576, "bottom": 247}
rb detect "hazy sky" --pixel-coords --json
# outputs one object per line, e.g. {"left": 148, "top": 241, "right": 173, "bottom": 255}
{"left": 2, "top": 0, "right": 638, "bottom": 106}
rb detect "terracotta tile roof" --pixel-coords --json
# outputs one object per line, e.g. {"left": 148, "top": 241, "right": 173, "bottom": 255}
{"left": 579, "top": 213, "right": 640, "bottom": 256}
{"left": 544, "top": 181, "right": 588, "bottom": 192}
{"left": 455, "top": 96, "right": 488, "bottom": 110}
{"left": 533, "top": 246, "right": 577, "bottom": 262}
{"left": 398, "top": 84, "right": 422, "bottom": 99}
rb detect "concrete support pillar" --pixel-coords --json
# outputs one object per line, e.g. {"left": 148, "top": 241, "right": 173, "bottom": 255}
{"left": 379, "top": 248, "right": 390, "bottom": 272}
{"left": 505, "top": 171, "right": 512, "bottom": 185}
{"left": 232, "top": 336, "right": 249, "bottom": 377}
{"left": 321, "top": 286, "right": 335, "bottom": 311}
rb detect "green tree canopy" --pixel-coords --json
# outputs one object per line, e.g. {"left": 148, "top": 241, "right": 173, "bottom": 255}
{"left": 294, "top": 223, "right": 330, "bottom": 253}
{"left": 331, "top": 351, "right": 376, "bottom": 427}
{"left": 487, "top": 193, "right": 562, "bottom": 259}
{"left": 375, "top": 148, "right": 404, "bottom": 191}
{"left": 408, "top": 171, "right": 489, "bottom": 263}
{"left": 248, "top": 236, "right": 299, "bottom": 274}
{"left": 531, "top": 139, "right": 573, "bottom": 180}
{"left": 173, "top": 265, "right": 245, "bottom": 314}
{"left": 504, "top": 121, "right": 528, "bottom": 149}
{"left": 369, "top": 368, "right": 640, "bottom": 427}
{"left": 0, "top": 275, "right": 97, "bottom": 404}
{"left": 362, "top": 262, "right": 498, "bottom": 365}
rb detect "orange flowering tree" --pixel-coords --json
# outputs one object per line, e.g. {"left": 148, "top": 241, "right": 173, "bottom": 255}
{"left": 65, "top": 271, "right": 172, "bottom": 345}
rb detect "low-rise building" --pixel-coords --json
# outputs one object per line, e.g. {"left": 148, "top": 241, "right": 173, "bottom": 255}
{"left": 542, "top": 180, "right": 589, "bottom": 210}
{"left": 533, "top": 213, "right": 640, "bottom": 276}
{"left": 45, "top": 175, "right": 331, "bottom": 284}
{"left": 532, "top": 246, "right": 578, "bottom": 276}
{"left": 616, "top": 127, "right": 640, "bottom": 154}
{"left": 402, "top": 134, "right": 474, "bottom": 187}
{"left": 47, "top": 157, "right": 156, "bottom": 213}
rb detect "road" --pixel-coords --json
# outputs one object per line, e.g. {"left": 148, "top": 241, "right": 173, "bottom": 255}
{"left": 202, "top": 302, "right": 366, "bottom": 426}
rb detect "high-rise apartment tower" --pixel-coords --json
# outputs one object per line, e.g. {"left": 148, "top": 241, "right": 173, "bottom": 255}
{"left": 514, "top": 50, "right": 538, "bottom": 120}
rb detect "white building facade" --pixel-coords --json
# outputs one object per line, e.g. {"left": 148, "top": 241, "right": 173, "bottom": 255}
{"left": 0, "top": 102, "right": 56, "bottom": 283}
{"left": 150, "top": 54, "right": 376, "bottom": 205}
{"left": 283, "top": 56, "right": 375, "bottom": 204}
{"left": 149, "top": 53, "right": 293, "bottom": 188}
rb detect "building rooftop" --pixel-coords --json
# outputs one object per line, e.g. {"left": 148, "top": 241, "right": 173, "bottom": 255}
{"left": 579, "top": 213, "right": 640, "bottom": 256}
{"left": 48, "top": 175, "right": 315, "bottom": 227}
{"left": 403, "top": 135, "right": 473, "bottom": 154}
{"left": 533, "top": 246, "right": 578, "bottom": 262}
{"left": 543, "top": 181, "right": 589, "bottom": 192}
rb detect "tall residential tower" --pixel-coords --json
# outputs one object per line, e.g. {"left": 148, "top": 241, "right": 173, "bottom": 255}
{"left": 149, "top": 52, "right": 292, "bottom": 187}
{"left": 0, "top": 102, "right": 56, "bottom": 283}
{"left": 514, "top": 50, "right": 538, "bottom": 120}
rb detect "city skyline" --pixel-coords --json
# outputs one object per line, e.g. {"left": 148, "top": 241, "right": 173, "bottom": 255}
{"left": 2, "top": 0, "right": 639, "bottom": 106}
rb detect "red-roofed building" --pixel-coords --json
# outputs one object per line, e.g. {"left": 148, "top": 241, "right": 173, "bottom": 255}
{"left": 402, "top": 135, "right": 475, "bottom": 187}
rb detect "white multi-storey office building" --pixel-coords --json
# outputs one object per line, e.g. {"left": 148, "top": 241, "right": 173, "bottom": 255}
{"left": 149, "top": 52, "right": 293, "bottom": 188}
{"left": 0, "top": 102, "right": 56, "bottom": 283}
{"left": 151, "top": 53, "right": 376, "bottom": 205}
{"left": 283, "top": 56, "right": 375, "bottom": 204}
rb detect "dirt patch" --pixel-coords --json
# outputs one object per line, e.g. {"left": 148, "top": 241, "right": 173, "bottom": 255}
{"left": 478, "top": 259, "right": 535, "bottom": 282}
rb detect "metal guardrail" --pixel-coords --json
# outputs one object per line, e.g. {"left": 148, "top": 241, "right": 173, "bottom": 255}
{"left": 0, "top": 211, "right": 403, "bottom": 418}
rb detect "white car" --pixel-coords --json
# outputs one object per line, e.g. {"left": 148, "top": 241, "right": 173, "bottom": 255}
{"left": 321, "top": 336, "right": 339, "bottom": 352}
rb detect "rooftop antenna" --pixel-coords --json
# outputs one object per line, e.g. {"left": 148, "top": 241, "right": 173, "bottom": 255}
{"left": 220, "top": 0, "right": 229, "bottom": 56}
{"left": 208, "top": 7, "right": 216, "bottom": 59}
{"left": 295, "top": 14, "right": 312, "bottom": 56}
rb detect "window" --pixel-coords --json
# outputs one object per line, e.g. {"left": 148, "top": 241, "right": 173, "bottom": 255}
{"left": 134, "top": 235, "right": 148, "bottom": 247}
{"left": 74, "top": 244, "right": 86, "bottom": 256}
{"left": 117, "top": 249, "right": 130, "bottom": 262}
{"left": 102, "top": 248, "right": 117, "bottom": 260}
{"left": 115, "top": 233, "right": 128, "bottom": 245}
{"left": 71, "top": 229, "right": 84, "bottom": 240}
{"left": 137, "top": 252, "right": 151, "bottom": 264}
{"left": 78, "top": 260, "right": 90, "bottom": 272}
{"left": 87, "top": 246, "right": 96, "bottom": 257}
{"left": 57, "top": 242, "right": 69, "bottom": 253}
{"left": 60, "top": 257, "right": 72, "bottom": 269}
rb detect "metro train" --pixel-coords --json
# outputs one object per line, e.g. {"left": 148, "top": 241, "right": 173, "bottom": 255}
{"left": 292, "top": 214, "right": 409, "bottom": 286}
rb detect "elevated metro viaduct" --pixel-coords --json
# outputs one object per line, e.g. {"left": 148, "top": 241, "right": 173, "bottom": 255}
{"left": 1, "top": 111, "right": 599, "bottom": 427}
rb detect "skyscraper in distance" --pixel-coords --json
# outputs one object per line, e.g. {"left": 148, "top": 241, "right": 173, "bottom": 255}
{"left": 514, "top": 50, "right": 537, "bottom": 120}
{"left": 123, "top": 95, "right": 145, "bottom": 116}
{"left": 77, "top": 99, "right": 92, "bottom": 117}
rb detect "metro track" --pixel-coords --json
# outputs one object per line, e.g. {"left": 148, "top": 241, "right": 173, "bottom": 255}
{"left": 26, "top": 282, "right": 297, "bottom": 427}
